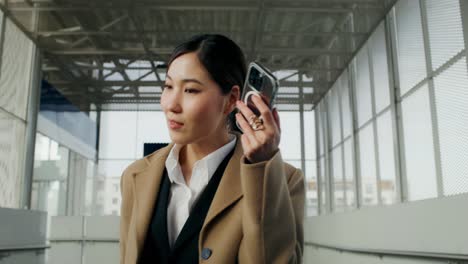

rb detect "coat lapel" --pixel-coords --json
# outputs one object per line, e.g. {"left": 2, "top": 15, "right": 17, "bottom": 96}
{"left": 172, "top": 146, "right": 236, "bottom": 252}
{"left": 200, "top": 134, "right": 244, "bottom": 239}
{"left": 132, "top": 143, "right": 174, "bottom": 254}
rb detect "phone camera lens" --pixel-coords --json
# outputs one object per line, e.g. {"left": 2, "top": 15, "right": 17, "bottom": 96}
{"left": 249, "top": 68, "right": 263, "bottom": 89}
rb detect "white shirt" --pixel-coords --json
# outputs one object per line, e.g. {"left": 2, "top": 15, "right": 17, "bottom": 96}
{"left": 165, "top": 134, "right": 237, "bottom": 248}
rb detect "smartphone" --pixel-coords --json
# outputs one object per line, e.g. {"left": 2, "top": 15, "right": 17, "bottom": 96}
{"left": 236, "top": 62, "right": 279, "bottom": 131}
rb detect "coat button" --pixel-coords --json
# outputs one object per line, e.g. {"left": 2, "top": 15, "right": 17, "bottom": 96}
{"left": 201, "top": 248, "right": 212, "bottom": 260}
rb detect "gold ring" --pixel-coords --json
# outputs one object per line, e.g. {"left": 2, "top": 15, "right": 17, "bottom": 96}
{"left": 248, "top": 115, "right": 264, "bottom": 131}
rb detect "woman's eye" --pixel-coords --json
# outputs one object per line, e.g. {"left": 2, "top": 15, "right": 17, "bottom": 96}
{"left": 185, "top": 88, "right": 199, "bottom": 94}
{"left": 163, "top": 85, "right": 172, "bottom": 90}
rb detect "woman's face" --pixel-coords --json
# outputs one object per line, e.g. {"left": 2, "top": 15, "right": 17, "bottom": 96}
{"left": 161, "top": 52, "right": 233, "bottom": 145}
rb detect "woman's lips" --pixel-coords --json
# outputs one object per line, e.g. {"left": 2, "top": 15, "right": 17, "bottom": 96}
{"left": 168, "top": 120, "right": 184, "bottom": 129}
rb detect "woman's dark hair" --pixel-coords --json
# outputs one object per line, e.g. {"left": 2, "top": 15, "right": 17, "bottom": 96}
{"left": 167, "top": 34, "right": 247, "bottom": 133}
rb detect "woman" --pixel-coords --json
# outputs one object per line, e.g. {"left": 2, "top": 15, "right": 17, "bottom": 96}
{"left": 120, "top": 34, "right": 305, "bottom": 264}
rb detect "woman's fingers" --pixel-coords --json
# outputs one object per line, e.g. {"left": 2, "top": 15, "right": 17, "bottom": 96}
{"left": 272, "top": 107, "right": 281, "bottom": 132}
{"left": 236, "top": 93, "right": 281, "bottom": 163}
{"left": 250, "top": 95, "right": 280, "bottom": 133}
{"left": 236, "top": 99, "right": 255, "bottom": 122}
{"left": 235, "top": 112, "right": 254, "bottom": 134}
{"left": 235, "top": 112, "right": 261, "bottom": 147}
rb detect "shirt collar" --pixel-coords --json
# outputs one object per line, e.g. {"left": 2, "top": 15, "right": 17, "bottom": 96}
{"left": 165, "top": 134, "right": 237, "bottom": 184}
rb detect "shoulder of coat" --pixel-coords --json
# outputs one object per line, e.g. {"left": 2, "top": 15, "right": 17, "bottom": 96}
{"left": 122, "top": 158, "right": 148, "bottom": 176}
{"left": 283, "top": 161, "right": 299, "bottom": 176}
{"left": 122, "top": 144, "right": 172, "bottom": 176}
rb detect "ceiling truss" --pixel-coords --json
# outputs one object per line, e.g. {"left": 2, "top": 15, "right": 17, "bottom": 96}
{"left": 0, "top": 0, "right": 397, "bottom": 111}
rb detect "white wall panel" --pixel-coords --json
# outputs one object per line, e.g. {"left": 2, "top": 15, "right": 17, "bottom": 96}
{"left": 0, "top": 110, "right": 26, "bottom": 208}
{"left": 48, "top": 243, "right": 82, "bottom": 264}
{"left": 304, "top": 246, "right": 449, "bottom": 264}
{"left": 84, "top": 216, "right": 119, "bottom": 239}
{"left": 83, "top": 243, "right": 119, "bottom": 264}
{"left": 0, "top": 19, "right": 33, "bottom": 120}
{"left": 0, "top": 208, "right": 47, "bottom": 264}
{"left": 305, "top": 193, "right": 468, "bottom": 257}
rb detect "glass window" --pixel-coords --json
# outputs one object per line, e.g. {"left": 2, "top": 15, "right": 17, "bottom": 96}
{"left": 279, "top": 112, "right": 301, "bottom": 160}
{"left": 329, "top": 86, "right": 342, "bottom": 146}
{"left": 31, "top": 135, "right": 69, "bottom": 216}
{"left": 304, "top": 110, "right": 318, "bottom": 217}
{"left": 370, "top": 22, "right": 391, "bottom": 113}
{"left": 358, "top": 123, "right": 378, "bottom": 206}
{"left": 305, "top": 160, "right": 318, "bottom": 217}
{"left": 332, "top": 146, "right": 345, "bottom": 212}
{"left": 99, "top": 111, "right": 138, "bottom": 159}
{"left": 354, "top": 46, "right": 373, "bottom": 127}
{"left": 434, "top": 57, "right": 468, "bottom": 196}
{"left": 319, "top": 156, "right": 327, "bottom": 213}
{"left": 394, "top": 0, "right": 427, "bottom": 95}
{"left": 135, "top": 111, "right": 171, "bottom": 158}
{"left": 317, "top": 103, "right": 326, "bottom": 157}
{"left": 401, "top": 84, "right": 438, "bottom": 201}
{"left": 343, "top": 139, "right": 356, "bottom": 208}
{"left": 84, "top": 160, "right": 97, "bottom": 216}
{"left": 304, "top": 110, "right": 316, "bottom": 160}
{"left": 426, "top": 0, "right": 465, "bottom": 70}
{"left": 339, "top": 71, "right": 352, "bottom": 138}
{"left": 376, "top": 110, "right": 398, "bottom": 205}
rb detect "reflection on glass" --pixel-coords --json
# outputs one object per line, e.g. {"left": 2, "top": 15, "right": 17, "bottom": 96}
{"left": 401, "top": 85, "right": 437, "bottom": 201}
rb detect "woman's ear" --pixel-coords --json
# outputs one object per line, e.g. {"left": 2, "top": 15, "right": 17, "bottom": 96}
{"left": 224, "top": 85, "right": 241, "bottom": 114}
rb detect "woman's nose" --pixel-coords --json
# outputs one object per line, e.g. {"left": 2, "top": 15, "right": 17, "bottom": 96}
{"left": 164, "top": 90, "right": 182, "bottom": 113}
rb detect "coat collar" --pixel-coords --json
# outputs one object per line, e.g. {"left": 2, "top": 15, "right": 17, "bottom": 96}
{"left": 131, "top": 133, "right": 244, "bottom": 253}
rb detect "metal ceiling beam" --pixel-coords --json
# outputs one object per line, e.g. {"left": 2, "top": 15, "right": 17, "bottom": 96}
{"left": 43, "top": 65, "right": 341, "bottom": 74}
{"left": 127, "top": 10, "right": 163, "bottom": 82}
{"left": 6, "top": 1, "right": 383, "bottom": 12}
{"left": 35, "top": 30, "right": 369, "bottom": 37}
{"left": 48, "top": 80, "right": 332, "bottom": 87}
{"left": 60, "top": 6, "right": 131, "bottom": 100}
{"left": 69, "top": 14, "right": 128, "bottom": 48}
{"left": 47, "top": 47, "right": 352, "bottom": 56}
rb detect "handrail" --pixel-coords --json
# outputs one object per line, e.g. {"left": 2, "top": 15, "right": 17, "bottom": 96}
{"left": 0, "top": 244, "right": 50, "bottom": 252}
{"left": 49, "top": 238, "right": 119, "bottom": 243}
{"left": 305, "top": 242, "right": 468, "bottom": 261}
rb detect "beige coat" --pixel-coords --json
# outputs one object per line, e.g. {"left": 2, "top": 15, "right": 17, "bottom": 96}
{"left": 120, "top": 133, "right": 305, "bottom": 263}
